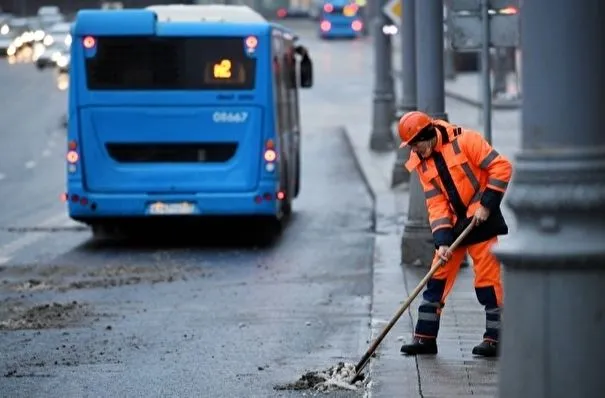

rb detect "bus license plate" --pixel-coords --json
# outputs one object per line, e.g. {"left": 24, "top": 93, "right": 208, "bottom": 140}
{"left": 148, "top": 202, "right": 196, "bottom": 215}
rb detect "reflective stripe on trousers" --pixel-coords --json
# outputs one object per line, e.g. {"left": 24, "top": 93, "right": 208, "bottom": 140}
{"left": 414, "top": 237, "right": 503, "bottom": 340}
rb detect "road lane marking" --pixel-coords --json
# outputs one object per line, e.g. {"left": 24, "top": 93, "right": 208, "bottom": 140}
{"left": 25, "top": 161, "right": 36, "bottom": 169}
{"left": 0, "top": 213, "right": 76, "bottom": 265}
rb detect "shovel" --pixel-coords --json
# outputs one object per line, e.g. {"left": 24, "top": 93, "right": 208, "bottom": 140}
{"left": 351, "top": 221, "right": 476, "bottom": 382}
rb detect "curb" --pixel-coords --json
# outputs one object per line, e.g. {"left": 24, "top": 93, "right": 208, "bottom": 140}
{"left": 341, "top": 126, "right": 377, "bottom": 232}
{"left": 341, "top": 126, "right": 422, "bottom": 398}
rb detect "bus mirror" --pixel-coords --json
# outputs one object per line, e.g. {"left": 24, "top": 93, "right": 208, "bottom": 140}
{"left": 295, "top": 45, "right": 313, "bottom": 88}
{"left": 299, "top": 55, "right": 313, "bottom": 88}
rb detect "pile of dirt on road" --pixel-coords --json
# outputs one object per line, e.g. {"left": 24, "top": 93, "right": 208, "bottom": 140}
{"left": 274, "top": 362, "right": 366, "bottom": 392}
{"left": 2, "top": 263, "right": 211, "bottom": 294}
{"left": 0, "top": 301, "right": 93, "bottom": 330}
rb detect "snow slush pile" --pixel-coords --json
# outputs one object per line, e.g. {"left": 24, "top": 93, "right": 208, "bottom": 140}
{"left": 274, "top": 362, "right": 366, "bottom": 392}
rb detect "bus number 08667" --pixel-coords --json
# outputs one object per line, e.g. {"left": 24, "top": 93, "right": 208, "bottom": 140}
{"left": 212, "top": 111, "right": 249, "bottom": 123}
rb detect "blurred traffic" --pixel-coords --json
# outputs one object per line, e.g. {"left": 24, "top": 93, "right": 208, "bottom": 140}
{"left": 1, "top": 4, "right": 74, "bottom": 89}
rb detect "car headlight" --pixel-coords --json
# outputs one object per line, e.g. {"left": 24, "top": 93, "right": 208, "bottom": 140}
{"left": 0, "top": 25, "right": 9, "bottom": 35}
{"left": 43, "top": 36, "right": 54, "bottom": 46}
{"left": 57, "top": 56, "right": 68, "bottom": 68}
{"left": 64, "top": 35, "right": 72, "bottom": 46}
{"left": 34, "top": 30, "right": 45, "bottom": 41}
{"left": 51, "top": 52, "right": 61, "bottom": 62}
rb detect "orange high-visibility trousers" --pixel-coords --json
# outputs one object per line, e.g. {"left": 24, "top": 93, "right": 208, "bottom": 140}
{"left": 414, "top": 236, "right": 503, "bottom": 341}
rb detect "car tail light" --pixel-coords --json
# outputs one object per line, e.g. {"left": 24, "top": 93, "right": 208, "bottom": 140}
{"left": 320, "top": 21, "right": 331, "bottom": 32}
{"left": 352, "top": 20, "right": 363, "bottom": 31}
{"left": 323, "top": 3, "right": 333, "bottom": 12}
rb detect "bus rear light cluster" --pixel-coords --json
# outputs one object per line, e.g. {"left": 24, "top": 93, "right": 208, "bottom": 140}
{"left": 253, "top": 191, "right": 285, "bottom": 204}
{"left": 264, "top": 139, "right": 277, "bottom": 172}
{"left": 62, "top": 192, "right": 97, "bottom": 210}
{"left": 67, "top": 140, "right": 80, "bottom": 173}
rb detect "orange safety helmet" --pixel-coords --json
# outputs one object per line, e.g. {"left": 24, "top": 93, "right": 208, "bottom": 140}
{"left": 397, "top": 111, "right": 433, "bottom": 148}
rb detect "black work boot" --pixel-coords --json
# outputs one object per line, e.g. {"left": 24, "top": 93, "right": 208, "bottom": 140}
{"left": 472, "top": 340, "right": 499, "bottom": 357}
{"left": 400, "top": 337, "right": 438, "bottom": 355}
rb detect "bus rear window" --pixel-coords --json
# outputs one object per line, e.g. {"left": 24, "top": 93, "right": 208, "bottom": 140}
{"left": 85, "top": 36, "right": 256, "bottom": 90}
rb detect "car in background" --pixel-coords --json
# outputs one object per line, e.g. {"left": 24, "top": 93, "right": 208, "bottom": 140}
{"left": 0, "top": 19, "right": 14, "bottom": 55}
{"left": 276, "top": 6, "right": 310, "bottom": 19}
{"left": 34, "top": 22, "right": 71, "bottom": 68}
{"left": 1, "top": 18, "right": 32, "bottom": 56}
{"left": 56, "top": 53, "right": 69, "bottom": 73}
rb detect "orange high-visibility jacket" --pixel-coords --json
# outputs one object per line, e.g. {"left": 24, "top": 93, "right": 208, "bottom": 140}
{"left": 405, "top": 120, "right": 513, "bottom": 247}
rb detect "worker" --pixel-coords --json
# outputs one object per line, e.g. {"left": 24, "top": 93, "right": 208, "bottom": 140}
{"left": 397, "top": 111, "right": 512, "bottom": 358}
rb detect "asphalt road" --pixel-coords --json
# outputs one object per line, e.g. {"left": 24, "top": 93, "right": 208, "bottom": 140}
{"left": 0, "top": 22, "right": 377, "bottom": 397}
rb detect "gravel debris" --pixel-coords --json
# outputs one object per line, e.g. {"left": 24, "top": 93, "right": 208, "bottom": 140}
{"left": 274, "top": 362, "right": 366, "bottom": 392}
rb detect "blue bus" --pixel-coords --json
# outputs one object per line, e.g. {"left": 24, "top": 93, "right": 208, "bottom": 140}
{"left": 318, "top": 0, "right": 363, "bottom": 39}
{"left": 65, "top": 5, "right": 314, "bottom": 238}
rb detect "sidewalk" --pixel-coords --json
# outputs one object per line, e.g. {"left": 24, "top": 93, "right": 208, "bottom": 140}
{"left": 391, "top": 35, "right": 521, "bottom": 110}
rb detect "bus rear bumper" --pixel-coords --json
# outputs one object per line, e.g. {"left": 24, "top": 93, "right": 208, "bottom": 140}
{"left": 66, "top": 183, "right": 282, "bottom": 220}
{"left": 320, "top": 28, "right": 361, "bottom": 39}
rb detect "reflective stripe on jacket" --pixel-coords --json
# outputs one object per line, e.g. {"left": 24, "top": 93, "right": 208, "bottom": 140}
{"left": 405, "top": 120, "right": 513, "bottom": 247}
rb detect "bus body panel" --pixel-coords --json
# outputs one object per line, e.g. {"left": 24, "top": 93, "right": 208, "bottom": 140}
{"left": 78, "top": 106, "right": 264, "bottom": 193}
{"left": 66, "top": 8, "right": 302, "bottom": 222}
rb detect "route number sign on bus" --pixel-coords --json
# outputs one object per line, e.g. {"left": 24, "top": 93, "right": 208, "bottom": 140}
{"left": 213, "top": 59, "right": 232, "bottom": 79}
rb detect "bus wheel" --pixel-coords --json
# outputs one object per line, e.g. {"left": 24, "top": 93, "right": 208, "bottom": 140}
{"left": 293, "top": 153, "right": 301, "bottom": 198}
{"left": 280, "top": 161, "right": 293, "bottom": 216}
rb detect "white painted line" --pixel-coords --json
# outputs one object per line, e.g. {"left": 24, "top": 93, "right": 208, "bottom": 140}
{"left": 42, "top": 149, "right": 51, "bottom": 157}
{"left": 0, "top": 173, "right": 5, "bottom": 181}
{"left": 0, "top": 213, "right": 73, "bottom": 264}
{"left": 25, "top": 161, "right": 36, "bottom": 169}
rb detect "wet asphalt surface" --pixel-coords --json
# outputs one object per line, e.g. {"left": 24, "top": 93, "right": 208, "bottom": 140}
{"left": 0, "top": 22, "right": 378, "bottom": 397}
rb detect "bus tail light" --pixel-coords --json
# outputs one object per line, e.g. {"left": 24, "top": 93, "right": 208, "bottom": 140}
{"left": 264, "top": 140, "right": 277, "bottom": 172}
{"left": 352, "top": 20, "right": 363, "bottom": 32}
{"left": 245, "top": 35, "right": 258, "bottom": 50}
{"left": 67, "top": 140, "right": 80, "bottom": 173}
{"left": 264, "top": 149, "right": 277, "bottom": 162}
{"left": 320, "top": 21, "right": 331, "bottom": 32}
{"left": 67, "top": 150, "right": 79, "bottom": 164}
{"left": 83, "top": 35, "right": 96, "bottom": 49}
